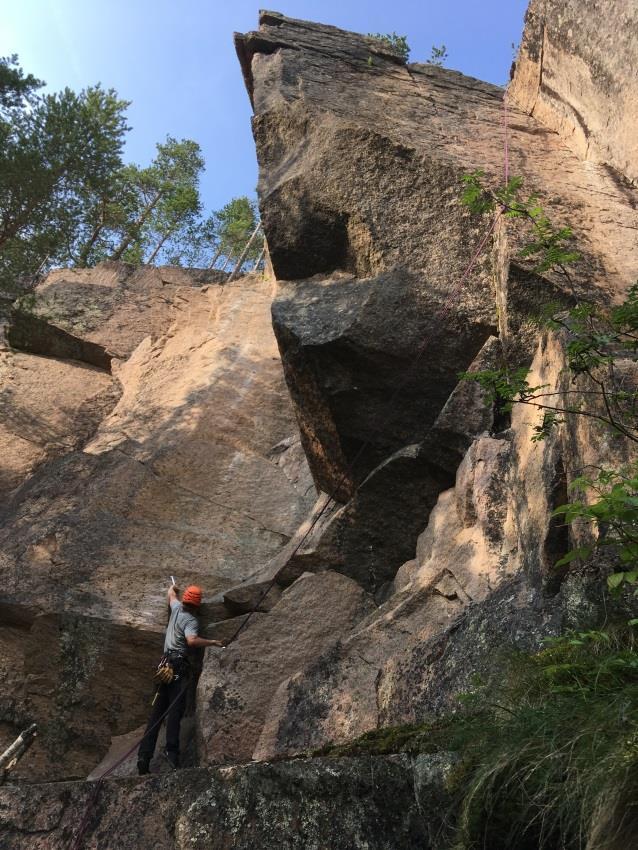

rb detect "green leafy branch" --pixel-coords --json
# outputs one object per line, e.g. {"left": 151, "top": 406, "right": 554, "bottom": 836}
{"left": 366, "top": 32, "right": 410, "bottom": 62}
{"left": 461, "top": 290, "right": 638, "bottom": 592}
{"left": 551, "top": 468, "right": 638, "bottom": 592}
{"left": 428, "top": 44, "right": 448, "bottom": 67}
{"left": 461, "top": 170, "right": 579, "bottom": 279}
{"left": 460, "top": 167, "right": 638, "bottom": 593}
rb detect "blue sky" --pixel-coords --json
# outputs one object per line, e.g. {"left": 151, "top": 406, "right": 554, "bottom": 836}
{"left": 1, "top": 1, "right": 528, "bottom": 216}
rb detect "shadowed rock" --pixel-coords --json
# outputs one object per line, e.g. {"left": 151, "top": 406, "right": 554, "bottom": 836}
{"left": 196, "top": 571, "right": 374, "bottom": 765}
{"left": 0, "top": 753, "right": 452, "bottom": 849}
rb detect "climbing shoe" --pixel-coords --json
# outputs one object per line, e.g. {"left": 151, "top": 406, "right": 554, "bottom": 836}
{"left": 164, "top": 750, "right": 179, "bottom": 769}
{"left": 137, "top": 757, "right": 150, "bottom": 776}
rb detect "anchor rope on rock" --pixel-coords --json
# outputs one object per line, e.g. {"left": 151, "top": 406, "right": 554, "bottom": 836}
{"left": 67, "top": 92, "right": 511, "bottom": 850}
{"left": 68, "top": 680, "right": 190, "bottom": 850}
{"left": 227, "top": 96, "right": 512, "bottom": 644}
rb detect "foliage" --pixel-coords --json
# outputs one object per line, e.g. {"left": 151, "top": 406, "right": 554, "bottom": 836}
{"left": 461, "top": 283, "right": 638, "bottom": 591}
{"left": 0, "top": 54, "right": 42, "bottom": 110}
{"left": 428, "top": 44, "right": 448, "bottom": 67}
{"left": 367, "top": 32, "right": 410, "bottom": 62}
{"left": 108, "top": 136, "right": 205, "bottom": 264}
{"left": 316, "top": 627, "right": 638, "bottom": 849}
{"left": 461, "top": 170, "right": 579, "bottom": 276}
{"left": 553, "top": 467, "right": 638, "bottom": 591}
{"left": 458, "top": 366, "right": 543, "bottom": 413}
{"left": 461, "top": 170, "right": 638, "bottom": 593}
{"left": 0, "top": 55, "right": 264, "bottom": 288}
{"left": 211, "top": 196, "right": 262, "bottom": 270}
{"left": 0, "top": 55, "right": 130, "bottom": 294}
{"left": 451, "top": 627, "right": 638, "bottom": 850}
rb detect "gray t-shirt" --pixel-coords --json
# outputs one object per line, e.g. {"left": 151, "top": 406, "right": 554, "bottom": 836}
{"left": 164, "top": 601, "right": 198, "bottom": 655}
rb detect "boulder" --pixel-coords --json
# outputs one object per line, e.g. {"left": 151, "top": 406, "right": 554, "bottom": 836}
{"left": 196, "top": 570, "right": 374, "bottom": 764}
{"left": 0, "top": 754, "right": 450, "bottom": 850}
{"left": 272, "top": 271, "right": 497, "bottom": 496}
{"left": 28, "top": 262, "right": 228, "bottom": 358}
{"left": 222, "top": 580, "right": 283, "bottom": 615}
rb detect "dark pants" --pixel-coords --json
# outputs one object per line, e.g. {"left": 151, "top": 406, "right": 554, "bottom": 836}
{"left": 138, "top": 676, "right": 188, "bottom": 762}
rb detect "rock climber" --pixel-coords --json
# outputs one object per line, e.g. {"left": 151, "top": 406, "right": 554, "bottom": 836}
{"left": 137, "top": 583, "right": 224, "bottom": 774}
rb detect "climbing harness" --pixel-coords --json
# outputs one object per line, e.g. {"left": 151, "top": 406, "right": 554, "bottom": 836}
{"left": 154, "top": 656, "right": 175, "bottom": 686}
{"left": 154, "top": 650, "right": 191, "bottom": 688}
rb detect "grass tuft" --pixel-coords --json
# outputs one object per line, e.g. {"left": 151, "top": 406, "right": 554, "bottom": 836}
{"left": 315, "top": 625, "right": 638, "bottom": 850}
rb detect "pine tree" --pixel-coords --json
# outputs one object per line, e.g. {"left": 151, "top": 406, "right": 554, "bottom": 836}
{"left": 0, "top": 56, "right": 129, "bottom": 293}
{"left": 109, "top": 137, "right": 204, "bottom": 262}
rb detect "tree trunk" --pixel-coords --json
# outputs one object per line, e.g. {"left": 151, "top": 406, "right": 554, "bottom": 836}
{"left": 207, "top": 242, "right": 225, "bottom": 270}
{"left": 147, "top": 222, "right": 177, "bottom": 265}
{"left": 254, "top": 246, "right": 265, "bottom": 270}
{"left": 110, "top": 190, "right": 163, "bottom": 261}
{"left": 229, "top": 223, "right": 262, "bottom": 282}
{"left": 76, "top": 218, "right": 105, "bottom": 268}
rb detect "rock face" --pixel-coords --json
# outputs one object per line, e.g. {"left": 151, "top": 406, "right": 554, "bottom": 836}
{"left": 252, "top": 333, "right": 566, "bottom": 756}
{"left": 1, "top": 267, "right": 314, "bottom": 627}
{"left": 197, "top": 571, "right": 374, "bottom": 764}
{"left": 0, "top": 349, "right": 116, "bottom": 499}
{"left": 226, "top": 4, "right": 638, "bottom": 758}
{"left": 0, "top": 754, "right": 452, "bottom": 850}
{"left": 233, "top": 5, "right": 638, "bottom": 603}
{"left": 509, "top": 0, "right": 638, "bottom": 183}
{"left": 0, "top": 609, "right": 159, "bottom": 782}
{"left": 1, "top": 1, "right": 638, "bottom": 845}
{"left": 0, "top": 264, "right": 315, "bottom": 779}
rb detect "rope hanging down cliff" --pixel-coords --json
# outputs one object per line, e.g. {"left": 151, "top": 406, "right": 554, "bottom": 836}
{"left": 226, "top": 97, "right": 512, "bottom": 645}
{"left": 68, "top": 91, "right": 510, "bottom": 850}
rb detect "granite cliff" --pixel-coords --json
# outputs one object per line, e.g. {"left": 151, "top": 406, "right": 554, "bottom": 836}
{"left": 1, "top": 1, "right": 637, "bottom": 847}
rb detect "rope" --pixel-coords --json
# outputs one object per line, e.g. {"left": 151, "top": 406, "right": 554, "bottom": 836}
{"left": 68, "top": 90, "right": 511, "bottom": 849}
{"left": 228, "top": 91, "right": 513, "bottom": 641}
{"left": 69, "top": 679, "right": 189, "bottom": 850}
{"left": 227, "top": 210, "right": 500, "bottom": 645}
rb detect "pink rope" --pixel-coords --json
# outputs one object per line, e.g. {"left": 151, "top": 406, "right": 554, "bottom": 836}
{"left": 503, "top": 93, "right": 510, "bottom": 184}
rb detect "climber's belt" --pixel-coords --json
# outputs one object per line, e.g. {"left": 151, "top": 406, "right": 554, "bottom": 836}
{"left": 154, "top": 652, "right": 190, "bottom": 685}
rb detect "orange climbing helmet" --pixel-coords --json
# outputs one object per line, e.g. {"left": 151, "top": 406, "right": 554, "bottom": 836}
{"left": 182, "top": 585, "right": 202, "bottom": 607}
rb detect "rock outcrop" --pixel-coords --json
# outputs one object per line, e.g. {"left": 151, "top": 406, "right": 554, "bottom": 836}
{"left": 1, "top": 1, "right": 637, "bottom": 846}
{"left": 509, "top": 0, "right": 638, "bottom": 182}
{"left": 0, "top": 754, "right": 453, "bottom": 850}
{"left": 0, "top": 265, "right": 315, "bottom": 779}
{"left": 222, "top": 4, "right": 637, "bottom": 761}
{"left": 197, "top": 570, "right": 374, "bottom": 764}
